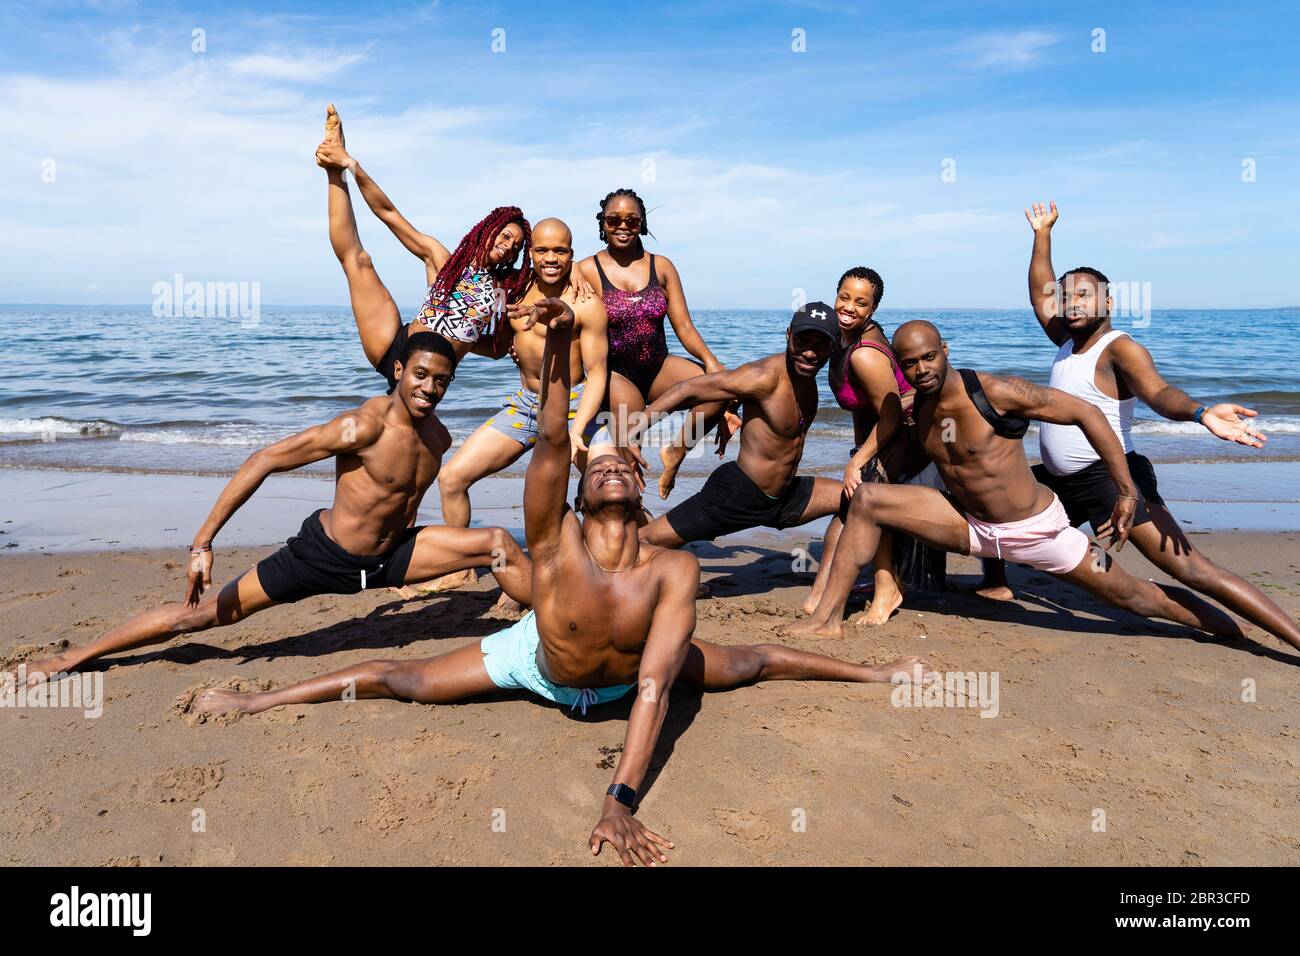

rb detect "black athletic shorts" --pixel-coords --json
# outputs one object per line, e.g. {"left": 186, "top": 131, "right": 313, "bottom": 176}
{"left": 1032, "top": 451, "right": 1165, "bottom": 532}
{"left": 374, "top": 324, "right": 412, "bottom": 394}
{"left": 665, "top": 460, "right": 816, "bottom": 543}
{"left": 255, "top": 510, "right": 422, "bottom": 604}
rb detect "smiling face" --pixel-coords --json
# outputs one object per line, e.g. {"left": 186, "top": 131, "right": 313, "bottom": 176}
{"left": 834, "top": 276, "right": 879, "bottom": 334}
{"left": 529, "top": 219, "right": 573, "bottom": 286}
{"left": 394, "top": 349, "right": 455, "bottom": 419}
{"left": 892, "top": 324, "right": 949, "bottom": 395}
{"left": 1059, "top": 271, "right": 1112, "bottom": 334}
{"left": 785, "top": 329, "right": 834, "bottom": 378}
{"left": 579, "top": 454, "right": 642, "bottom": 516}
{"left": 601, "top": 194, "right": 643, "bottom": 251}
{"left": 484, "top": 221, "right": 525, "bottom": 266}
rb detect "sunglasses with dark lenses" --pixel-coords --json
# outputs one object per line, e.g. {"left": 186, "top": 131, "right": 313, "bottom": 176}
{"left": 602, "top": 214, "right": 643, "bottom": 230}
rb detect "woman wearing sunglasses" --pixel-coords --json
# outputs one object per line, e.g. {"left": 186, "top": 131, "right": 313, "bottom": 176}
{"left": 578, "top": 188, "right": 728, "bottom": 500}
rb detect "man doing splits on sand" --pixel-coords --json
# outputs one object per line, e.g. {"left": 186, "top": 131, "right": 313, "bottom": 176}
{"left": 16, "top": 333, "right": 532, "bottom": 684}
{"left": 191, "top": 299, "right": 932, "bottom": 866}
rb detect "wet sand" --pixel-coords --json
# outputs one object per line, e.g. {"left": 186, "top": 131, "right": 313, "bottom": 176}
{"left": 2, "top": 528, "right": 1297, "bottom": 866}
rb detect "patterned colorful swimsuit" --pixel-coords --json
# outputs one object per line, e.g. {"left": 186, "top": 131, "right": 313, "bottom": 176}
{"left": 594, "top": 253, "right": 670, "bottom": 397}
{"left": 373, "top": 266, "right": 500, "bottom": 393}
{"left": 414, "top": 266, "right": 500, "bottom": 344}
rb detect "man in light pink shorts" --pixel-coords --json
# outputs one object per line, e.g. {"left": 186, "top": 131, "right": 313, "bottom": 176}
{"left": 964, "top": 493, "right": 1089, "bottom": 575}
{"left": 789, "top": 320, "right": 1244, "bottom": 640}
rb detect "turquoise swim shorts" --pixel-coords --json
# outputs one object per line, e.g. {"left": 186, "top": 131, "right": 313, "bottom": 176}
{"left": 480, "top": 611, "right": 635, "bottom": 714}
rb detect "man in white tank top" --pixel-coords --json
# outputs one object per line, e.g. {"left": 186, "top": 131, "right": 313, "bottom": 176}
{"left": 980, "top": 202, "right": 1298, "bottom": 655}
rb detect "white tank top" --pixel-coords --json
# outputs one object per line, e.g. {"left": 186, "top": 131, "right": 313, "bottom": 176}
{"left": 1039, "top": 329, "right": 1135, "bottom": 476}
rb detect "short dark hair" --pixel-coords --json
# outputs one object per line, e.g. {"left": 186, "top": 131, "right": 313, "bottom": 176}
{"left": 400, "top": 330, "right": 459, "bottom": 369}
{"left": 837, "top": 266, "right": 884, "bottom": 307}
{"left": 1058, "top": 266, "right": 1110, "bottom": 287}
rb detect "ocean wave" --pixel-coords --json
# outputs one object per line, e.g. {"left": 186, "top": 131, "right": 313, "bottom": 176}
{"left": 119, "top": 424, "right": 285, "bottom": 446}
{"left": 0, "top": 416, "right": 122, "bottom": 437}
{"left": 1131, "top": 418, "right": 1300, "bottom": 435}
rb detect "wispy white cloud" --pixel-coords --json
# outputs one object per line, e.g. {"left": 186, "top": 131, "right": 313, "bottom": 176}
{"left": 960, "top": 30, "right": 1060, "bottom": 70}
{"left": 229, "top": 48, "right": 368, "bottom": 83}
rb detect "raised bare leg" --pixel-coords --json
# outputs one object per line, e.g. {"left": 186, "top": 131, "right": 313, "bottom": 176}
{"left": 193, "top": 640, "right": 496, "bottom": 716}
{"left": 316, "top": 105, "right": 402, "bottom": 368}
{"left": 649, "top": 356, "right": 727, "bottom": 500}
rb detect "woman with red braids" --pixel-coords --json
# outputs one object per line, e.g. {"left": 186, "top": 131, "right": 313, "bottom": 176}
{"left": 314, "top": 105, "right": 533, "bottom": 390}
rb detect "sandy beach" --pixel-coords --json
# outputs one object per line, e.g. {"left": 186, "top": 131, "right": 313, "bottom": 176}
{"left": 3, "top": 517, "right": 1297, "bottom": 866}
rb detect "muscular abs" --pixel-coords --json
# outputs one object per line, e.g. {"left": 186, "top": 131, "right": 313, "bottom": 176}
{"left": 914, "top": 393, "right": 1050, "bottom": 524}
{"left": 322, "top": 416, "right": 448, "bottom": 555}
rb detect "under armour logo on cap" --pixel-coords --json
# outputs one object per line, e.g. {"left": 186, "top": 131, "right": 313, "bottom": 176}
{"left": 789, "top": 301, "right": 839, "bottom": 341}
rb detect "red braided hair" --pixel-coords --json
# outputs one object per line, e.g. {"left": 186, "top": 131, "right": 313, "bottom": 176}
{"left": 429, "top": 206, "right": 533, "bottom": 306}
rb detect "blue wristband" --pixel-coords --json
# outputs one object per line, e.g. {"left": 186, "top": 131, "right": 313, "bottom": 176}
{"left": 1192, "top": 405, "right": 1208, "bottom": 424}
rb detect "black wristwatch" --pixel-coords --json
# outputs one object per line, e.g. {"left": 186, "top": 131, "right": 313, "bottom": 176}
{"left": 607, "top": 783, "right": 637, "bottom": 809}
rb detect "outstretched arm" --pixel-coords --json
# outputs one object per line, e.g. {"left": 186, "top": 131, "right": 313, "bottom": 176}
{"left": 187, "top": 408, "right": 384, "bottom": 605}
{"left": 589, "top": 552, "right": 698, "bottom": 866}
{"left": 658, "top": 257, "right": 723, "bottom": 373}
{"left": 645, "top": 360, "right": 775, "bottom": 418}
{"left": 522, "top": 298, "right": 578, "bottom": 555}
{"left": 1109, "top": 337, "right": 1266, "bottom": 447}
{"left": 983, "top": 374, "right": 1138, "bottom": 549}
{"left": 1025, "top": 200, "right": 1068, "bottom": 345}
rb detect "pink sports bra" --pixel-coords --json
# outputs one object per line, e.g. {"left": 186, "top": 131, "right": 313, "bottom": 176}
{"left": 829, "top": 338, "right": 912, "bottom": 412}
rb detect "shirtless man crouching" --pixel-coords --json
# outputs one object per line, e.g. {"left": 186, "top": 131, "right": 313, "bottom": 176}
{"left": 788, "top": 320, "right": 1245, "bottom": 640}
{"left": 192, "top": 300, "right": 932, "bottom": 866}
{"left": 15, "top": 333, "right": 531, "bottom": 685}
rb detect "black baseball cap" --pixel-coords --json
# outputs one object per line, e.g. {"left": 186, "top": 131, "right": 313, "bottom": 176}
{"left": 788, "top": 301, "right": 839, "bottom": 341}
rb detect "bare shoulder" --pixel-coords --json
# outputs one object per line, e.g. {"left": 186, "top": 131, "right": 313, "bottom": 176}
{"left": 349, "top": 399, "right": 391, "bottom": 437}
{"left": 654, "top": 254, "right": 680, "bottom": 281}
{"left": 648, "top": 546, "right": 700, "bottom": 594}
{"left": 573, "top": 289, "right": 608, "bottom": 325}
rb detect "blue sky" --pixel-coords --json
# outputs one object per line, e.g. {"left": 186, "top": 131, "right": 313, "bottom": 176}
{"left": 1, "top": 0, "right": 1297, "bottom": 309}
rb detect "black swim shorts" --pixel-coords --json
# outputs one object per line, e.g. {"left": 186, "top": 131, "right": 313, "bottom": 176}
{"left": 255, "top": 509, "right": 422, "bottom": 603}
{"left": 1032, "top": 451, "right": 1165, "bottom": 532}
{"left": 664, "top": 460, "right": 816, "bottom": 543}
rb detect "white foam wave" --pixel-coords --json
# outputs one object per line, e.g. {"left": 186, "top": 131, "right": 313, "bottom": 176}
{"left": 0, "top": 417, "right": 121, "bottom": 437}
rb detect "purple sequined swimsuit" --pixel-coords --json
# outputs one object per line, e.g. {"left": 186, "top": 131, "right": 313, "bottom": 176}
{"left": 594, "top": 253, "right": 669, "bottom": 397}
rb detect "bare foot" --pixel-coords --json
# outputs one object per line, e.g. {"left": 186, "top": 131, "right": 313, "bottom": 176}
{"left": 324, "top": 102, "right": 345, "bottom": 147}
{"left": 12, "top": 651, "right": 78, "bottom": 687}
{"left": 800, "top": 594, "right": 820, "bottom": 615}
{"left": 658, "top": 442, "right": 686, "bottom": 500}
{"left": 316, "top": 104, "right": 355, "bottom": 171}
{"left": 782, "top": 616, "right": 844, "bottom": 639}
{"left": 191, "top": 688, "right": 257, "bottom": 717}
{"left": 863, "top": 583, "right": 906, "bottom": 626}
{"left": 421, "top": 568, "right": 479, "bottom": 594}
{"left": 486, "top": 591, "right": 525, "bottom": 620}
{"left": 967, "top": 583, "right": 1014, "bottom": 602}
{"left": 867, "top": 655, "right": 936, "bottom": 685}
